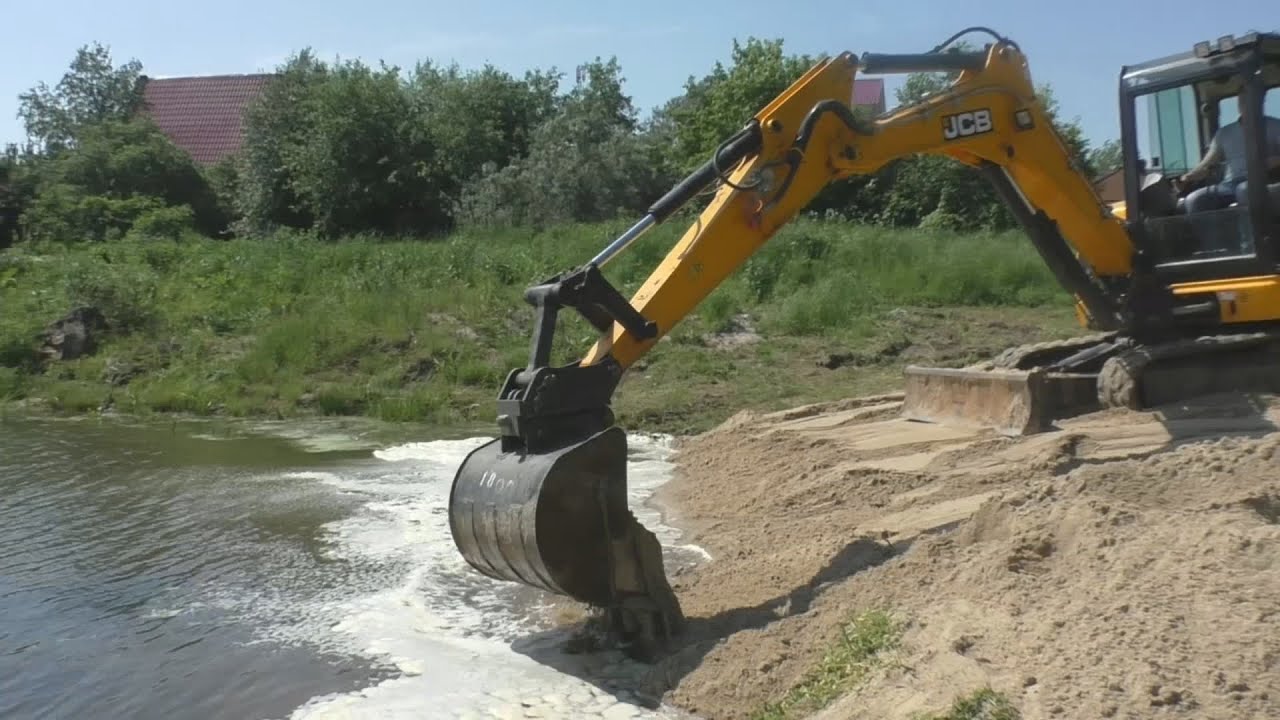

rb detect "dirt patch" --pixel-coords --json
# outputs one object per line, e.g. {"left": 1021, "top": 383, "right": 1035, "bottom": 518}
{"left": 625, "top": 390, "right": 1280, "bottom": 719}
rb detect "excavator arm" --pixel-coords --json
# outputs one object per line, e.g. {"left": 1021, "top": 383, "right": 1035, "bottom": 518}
{"left": 448, "top": 29, "right": 1138, "bottom": 660}
{"left": 580, "top": 37, "right": 1136, "bottom": 375}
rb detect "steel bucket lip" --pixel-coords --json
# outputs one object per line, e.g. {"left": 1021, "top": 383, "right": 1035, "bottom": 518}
{"left": 447, "top": 436, "right": 495, "bottom": 550}
{"left": 448, "top": 436, "right": 563, "bottom": 594}
{"left": 448, "top": 436, "right": 514, "bottom": 580}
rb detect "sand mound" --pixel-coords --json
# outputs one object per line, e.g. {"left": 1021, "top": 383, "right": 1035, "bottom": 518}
{"left": 636, "top": 391, "right": 1280, "bottom": 719}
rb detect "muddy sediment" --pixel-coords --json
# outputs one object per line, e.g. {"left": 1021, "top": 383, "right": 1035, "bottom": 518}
{"left": 606, "top": 391, "right": 1280, "bottom": 719}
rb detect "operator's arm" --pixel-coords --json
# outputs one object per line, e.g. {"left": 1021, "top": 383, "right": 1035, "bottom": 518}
{"left": 1181, "top": 135, "right": 1223, "bottom": 184}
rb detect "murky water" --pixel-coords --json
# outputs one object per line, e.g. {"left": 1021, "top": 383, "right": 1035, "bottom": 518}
{"left": 0, "top": 415, "right": 702, "bottom": 719}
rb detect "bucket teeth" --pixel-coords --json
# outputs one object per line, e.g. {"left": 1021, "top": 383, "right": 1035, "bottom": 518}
{"left": 604, "top": 511, "right": 685, "bottom": 659}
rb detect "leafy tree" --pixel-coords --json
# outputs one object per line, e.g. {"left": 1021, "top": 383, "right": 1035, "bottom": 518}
{"left": 1037, "top": 83, "right": 1094, "bottom": 175}
{"left": 407, "top": 61, "right": 562, "bottom": 214}
{"left": 278, "top": 58, "right": 445, "bottom": 237}
{"left": 557, "top": 57, "right": 640, "bottom": 143}
{"left": 456, "top": 59, "right": 674, "bottom": 228}
{"left": 1, "top": 146, "right": 40, "bottom": 248}
{"left": 659, "top": 38, "right": 818, "bottom": 172}
{"left": 1089, "top": 138, "right": 1123, "bottom": 176}
{"left": 236, "top": 52, "right": 574, "bottom": 237}
{"left": 235, "top": 49, "right": 330, "bottom": 233}
{"left": 18, "top": 43, "right": 145, "bottom": 153}
{"left": 18, "top": 119, "right": 225, "bottom": 242}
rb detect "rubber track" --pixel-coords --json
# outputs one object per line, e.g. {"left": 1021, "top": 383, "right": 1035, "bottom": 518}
{"left": 969, "top": 332, "right": 1118, "bottom": 371}
{"left": 1097, "top": 330, "right": 1280, "bottom": 410}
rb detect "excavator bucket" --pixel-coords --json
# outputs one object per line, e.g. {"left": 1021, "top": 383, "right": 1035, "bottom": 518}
{"left": 448, "top": 424, "right": 684, "bottom": 657}
{"left": 901, "top": 365, "right": 1100, "bottom": 436}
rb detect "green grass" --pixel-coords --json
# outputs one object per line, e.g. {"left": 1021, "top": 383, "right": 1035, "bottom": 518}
{"left": 913, "top": 688, "right": 1021, "bottom": 720}
{"left": 752, "top": 609, "right": 905, "bottom": 720}
{"left": 0, "top": 216, "right": 1081, "bottom": 432}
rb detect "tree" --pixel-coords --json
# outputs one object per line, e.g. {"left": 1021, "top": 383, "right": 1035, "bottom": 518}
{"left": 236, "top": 51, "right": 581, "bottom": 237}
{"left": 558, "top": 57, "right": 639, "bottom": 143}
{"left": 18, "top": 119, "right": 226, "bottom": 242}
{"left": 277, "top": 58, "right": 445, "bottom": 237}
{"left": 456, "top": 57, "right": 675, "bottom": 228}
{"left": 1088, "top": 139, "right": 1123, "bottom": 176}
{"left": 1, "top": 145, "right": 40, "bottom": 248}
{"left": 17, "top": 43, "right": 145, "bottom": 154}
{"left": 407, "top": 60, "right": 562, "bottom": 214}
{"left": 659, "top": 38, "right": 817, "bottom": 172}
{"left": 1036, "top": 83, "right": 1094, "bottom": 175}
{"left": 235, "top": 49, "right": 330, "bottom": 233}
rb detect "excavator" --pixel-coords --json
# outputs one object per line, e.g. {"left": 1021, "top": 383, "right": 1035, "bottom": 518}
{"left": 448, "top": 27, "right": 1280, "bottom": 659}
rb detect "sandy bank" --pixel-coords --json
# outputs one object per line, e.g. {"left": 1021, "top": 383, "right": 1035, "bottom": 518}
{"left": 625, "top": 390, "right": 1280, "bottom": 719}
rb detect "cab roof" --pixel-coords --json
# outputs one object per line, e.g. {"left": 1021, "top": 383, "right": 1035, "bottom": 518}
{"left": 1120, "top": 32, "right": 1280, "bottom": 101}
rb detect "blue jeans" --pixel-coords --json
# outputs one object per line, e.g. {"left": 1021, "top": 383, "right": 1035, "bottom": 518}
{"left": 1185, "top": 178, "right": 1244, "bottom": 213}
{"left": 1182, "top": 178, "right": 1254, "bottom": 254}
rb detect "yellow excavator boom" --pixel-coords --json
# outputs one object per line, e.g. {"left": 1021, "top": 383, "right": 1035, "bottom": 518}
{"left": 582, "top": 40, "right": 1133, "bottom": 371}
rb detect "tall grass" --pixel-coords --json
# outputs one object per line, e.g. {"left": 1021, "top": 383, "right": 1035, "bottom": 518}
{"left": 0, "top": 217, "right": 1069, "bottom": 424}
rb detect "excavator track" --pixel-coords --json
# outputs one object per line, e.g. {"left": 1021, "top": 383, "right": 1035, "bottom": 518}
{"left": 905, "top": 329, "right": 1280, "bottom": 435}
{"left": 1097, "top": 330, "right": 1280, "bottom": 410}
{"left": 982, "top": 332, "right": 1120, "bottom": 371}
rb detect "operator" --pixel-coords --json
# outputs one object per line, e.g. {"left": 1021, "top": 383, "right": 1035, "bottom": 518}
{"left": 1179, "top": 93, "right": 1280, "bottom": 212}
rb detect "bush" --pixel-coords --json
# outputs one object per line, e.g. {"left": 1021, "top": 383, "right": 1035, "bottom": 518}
{"left": 55, "top": 246, "right": 162, "bottom": 332}
{"left": 0, "top": 151, "right": 38, "bottom": 248}
{"left": 456, "top": 124, "right": 674, "bottom": 229}
{"left": 128, "top": 205, "right": 195, "bottom": 241}
{"left": 16, "top": 119, "right": 225, "bottom": 242}
{"left": 21, "top": 184, "right": 163, "bottom": 242}
{"left": 204, "top": 157, "right": 241, "bottom": 235}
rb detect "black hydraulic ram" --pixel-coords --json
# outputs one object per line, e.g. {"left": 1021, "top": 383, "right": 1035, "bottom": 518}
{"left": 858, "top": 49, "right": 988, "bottom": 75}
{"left": 590, "top": 121, "right": 764, "bottom": 267}
{"left": 447, "top": 118, "right": 764, "bottom": 659}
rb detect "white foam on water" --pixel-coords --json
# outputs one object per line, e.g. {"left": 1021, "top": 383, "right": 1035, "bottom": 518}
{"left": 278, "top": 432, "right": 702, "bottom": 720}
{"left": 624, "top": 433, "right": 713, "bottom": 563}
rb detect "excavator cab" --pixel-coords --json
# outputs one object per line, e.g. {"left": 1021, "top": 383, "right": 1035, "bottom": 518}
{"left": 903, "top": 32, "right": 1280, "bottom": 435}
{"left": 1121, "top": 32, "right": 1280, "bottom": 273}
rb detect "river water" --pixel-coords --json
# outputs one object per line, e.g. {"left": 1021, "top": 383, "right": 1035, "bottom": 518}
{"left": 0, "top": 414, "right": 703, "bottom": 720}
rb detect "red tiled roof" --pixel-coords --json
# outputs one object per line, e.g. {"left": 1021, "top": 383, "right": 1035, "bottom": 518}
{"left": 853, "top": 78, "right": 885, "bottom": 107}
{"left": 139, "top": 74, "right": 274, "bottom": 165}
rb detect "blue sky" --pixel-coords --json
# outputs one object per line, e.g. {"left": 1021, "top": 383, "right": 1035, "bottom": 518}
{"left": 1, "top": 0, "right": 1276, "bottom": 151}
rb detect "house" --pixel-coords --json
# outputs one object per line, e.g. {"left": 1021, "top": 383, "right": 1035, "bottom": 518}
{"left": 1094, "top": 167, "right": 1125, "bottom": 204}
{"left": 138, "top": 73, "right": 274, "bottom": 166}
{"left": 853, "top": 78, "right": 886, "bottom": 115}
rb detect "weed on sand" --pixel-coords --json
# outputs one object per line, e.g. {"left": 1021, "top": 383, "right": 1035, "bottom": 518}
{"left": 912, "top": 688, "right": 1021, "bottom": 720}
{"left": 751, "top": 609, "right": 904, "bottom": 720}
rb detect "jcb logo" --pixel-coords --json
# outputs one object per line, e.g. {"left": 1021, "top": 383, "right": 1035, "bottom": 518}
{"left": 942, "top": 109, "right": 993, "bottom": 140}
